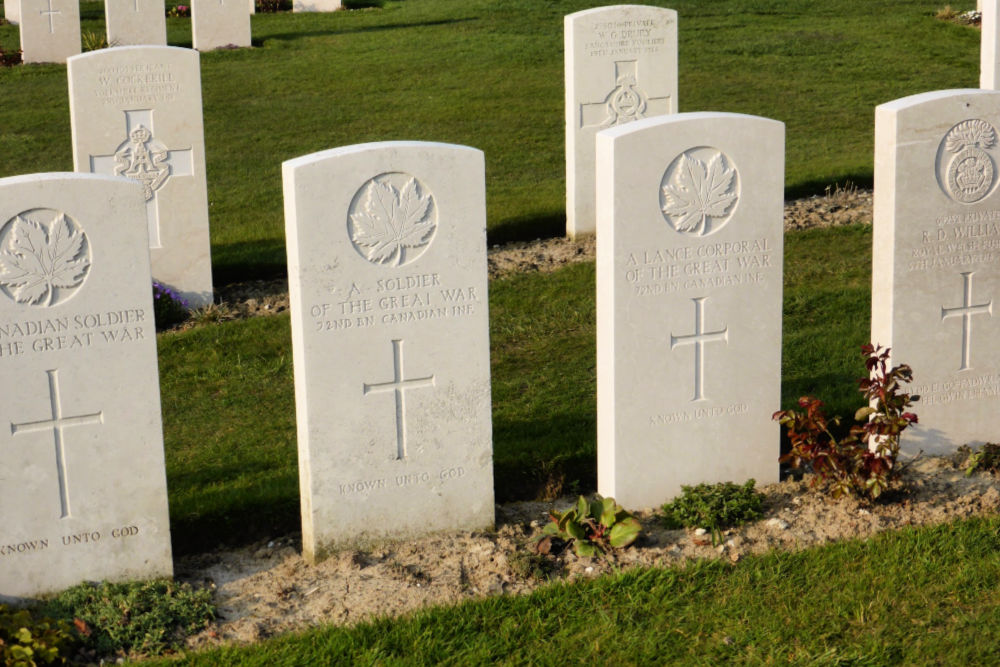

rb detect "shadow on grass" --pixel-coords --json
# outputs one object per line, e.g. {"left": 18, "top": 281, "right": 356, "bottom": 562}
{"left": 262, "top": 16, "right": 476, "bottom": 43}
{"left": 487, "top": 211, "right": 566, "bottom": 246}
{"left": 493, "top": 413, "right": 596, "bottom": 503}
{"left": 171, "top": 496, "right": 301, "bottom": 556}
{"left": 785, "top": 172, "right": 874, "bottom": 200}
{"left": 211, "top": 239, "right": 289, "bottom": 286}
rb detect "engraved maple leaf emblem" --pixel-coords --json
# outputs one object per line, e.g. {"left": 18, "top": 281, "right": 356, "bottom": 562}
{"left": 661, "top": 153, "right": 738, "bottom": 235}
{"left": 350, "top": 178, "right": 436, "bottom": 266}
{"left": 0, "top": 212, "right": 91, "bottom": 306}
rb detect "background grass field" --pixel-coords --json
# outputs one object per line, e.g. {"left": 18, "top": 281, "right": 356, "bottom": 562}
{"left": 0, "top": 0, "right": 981, "bottom": 278}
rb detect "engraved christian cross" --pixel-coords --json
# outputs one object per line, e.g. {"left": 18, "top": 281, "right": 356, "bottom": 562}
{"left": 88, "top": 109, "right": 194, "bottom": 249}
{"left": 10, "top": 369, "right": 104, "bottom": 519}
{"left": 670, "top": 296, "right": 729, "bottom": 402}
{"left": 941, "top": 271, "right": 993, "bottom": 371}
{"left": 39, "top": 0, "right": 61, "bottom": 33}
{"left": 363, "top": 339, "right": 435, "bottom": 461}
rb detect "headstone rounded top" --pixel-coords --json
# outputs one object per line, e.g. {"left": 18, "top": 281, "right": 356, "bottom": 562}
{"left": 875, "top": 88, "right": 999, "bottom": 113}
{"left": 566, "top": 4, "right": 677, "bottom": 21}
{"left": 67, "top": 44, "right": 199, "bottom": 67}
{"left": 282, "top": 141, "right": 483, "bottom": 171}
{"left": 598, "top": 110, "right": 784, "bottom": 142}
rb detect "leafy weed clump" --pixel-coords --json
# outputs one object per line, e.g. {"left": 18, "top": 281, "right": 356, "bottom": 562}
{"left": 661, "top": 479, "right": 764, "bottom": 545}
{"left": 535, "top": 495, "right": 641, "bottom": 558}
{"left": 774, "top": 344, "right": 919, "bottom": 500}
{"left": 0, "top": 605, "right": 78, "bottom": 666}
{"left": 964, "top": 443, "right": 1000, "bottom": 477}
{"left": 41, "top": 579, "right": 214, "bottom": 658}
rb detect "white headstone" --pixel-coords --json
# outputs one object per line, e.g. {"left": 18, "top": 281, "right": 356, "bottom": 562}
{"left": 283, "top": 141, "right": 494, "bottom": 562}
{"left": 249, "top": 0, "right": 254, "bottom": 13}
{"left": 105, "top": 0, "right": 167, "bottom": 47}
{"left": 191, "top": 0, "right": 251, "bottom": 51}
{"left": 4, "top": 0, "right": 20, "bottom": 25}
{"left": 68, "top": 46, "right": 214, "bottom": 307}
{"left": 18, "top": 0, "right": 80, "bottom": 64}
{"left": 873, "top": 89, "right": 1000, "bottom": 455}
{"left": 0, "top": 172, "right": 172, "bottom": 600}
{"left": 596, "top": 113, "right": 783, "bottom": 509}
{"left": 292, "top": 0, "right": 340, "bottom": 12}
{"left": 983, "top": 0, "right": 999, "bottom": 89}
{"left": 565, "top": 5, "right": 678, "bottom": 239}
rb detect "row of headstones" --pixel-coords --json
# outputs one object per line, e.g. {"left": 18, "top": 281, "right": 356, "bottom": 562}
{"left": 3, "top": 87, "right": 999, "bottom": 600}
{"left": 4, "top": 0, "right": 344, "bottom": 63}
{"left": 3, "top": 4, "right": 1000, "bottom": 600}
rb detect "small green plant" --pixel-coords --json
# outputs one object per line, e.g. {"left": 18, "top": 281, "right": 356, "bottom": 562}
{"left": 0, "top": 45, "right": 21, "bottom": 67}
{"left": 81, "top": 30, "right": 111, "bottom": 52}
{"left": 661, "top": 479, "right": 764, "bottom": 545}
{"left": 965, "top": 443, "right": 1000, "bottom": 476}
{"left": 256, "top": 0, "right": 291, "bottom": 11}
{"left": 0, "top": 604, "right": 78, "bottom": 666}
{"left": 41, "top": 579, "right": 214, "bottom": 658}
{"left": 774, "top": 344, "right": 919, "bottom": 500}
{"left": 166, "top": 4, "right": 190, "bottom": 17}
{"left": 535, "top": 495, "right": 641, "bottom": 558}
{"left": 153, "top": 281, "right": 190, "bottom": 330}
{"left": 936, "top": 5, "right": 958, "bottom": 20}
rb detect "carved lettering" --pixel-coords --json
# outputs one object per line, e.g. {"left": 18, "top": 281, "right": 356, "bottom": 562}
{"left": 95, "top": 63, "right": 180, "bottom": 106}
{"left": 648, "top": 402, "right": 751, "bottom": 426}
{"left": 0, "top": 539, "right": 49, "bottom": 556}
{"left": 61, "top": 531, "right": 101, "bottom": 546}
{"left": 584, "top": 17, "right": 672, "bottom": 58}
{"left": 311, "top": 282, "right": 481, "bottom": 332}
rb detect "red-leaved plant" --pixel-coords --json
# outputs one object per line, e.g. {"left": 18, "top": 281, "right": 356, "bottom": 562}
{"left": 773, "top": 344, "right": 919, "bottom": 499}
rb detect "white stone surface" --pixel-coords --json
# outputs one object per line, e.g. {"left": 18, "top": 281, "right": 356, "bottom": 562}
{"left": 68, "top": 46, "right": 213, "bottom": 307}
{"left": 249, "top": 0, "right": 254, "bottom": 13}
{"left": 4, "top": 0, "right": 20, "bottom": 26}
{"left": 0, "top": 172, "right": 172, "bottom": 601}
{"left": 873, "top": 89, "right": 1000, "bottom": 455}
{"left": 283, "top": 141, "right": 494, "bottom": 562}
{"left": 105, "top": 0, "right": 167, "bottom": 47}
{"left": 18, "top": 0, "right": 80, "bottom": 64}
{"left": 565, "top": 5, "right": 677, "bottom": 239}
{"left": 984, "top": 0, "right": 998, "bottom": 89}
{"left": 596, "top": 113, "right": 783, "bottom": 509}
{"left": 191, "top": 0, "right": 251, "bottom": 51}
{"left": 292, "top": 0, "right": 340, "bottom": 12}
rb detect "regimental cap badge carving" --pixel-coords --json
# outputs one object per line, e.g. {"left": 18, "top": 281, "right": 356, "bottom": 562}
{"left": 937, "top": 118, "right": 999, "bottom": 204}
{"left": 348, "top": 172, "right": 438, "bottom": 267}
{"left": 0, "top": 208, "right": 92, "bottom": 307}
{"left": 113, "top": 124, "right": 170, "bottom": 202}
{"left": 606, "top": 72, "right": 648, "bottom": 126}
{"left": 660, "top": 147, "right": 740, "bottom": 237}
